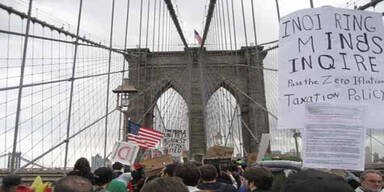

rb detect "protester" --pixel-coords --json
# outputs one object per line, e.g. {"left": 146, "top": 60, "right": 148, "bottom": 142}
{"left": 283, "top": 169, "right": 354, "bottom": 192}
{"left": 112, "top": 162, "right": 124, "bottom": 179}
{"left": 197, "top": 164, "right": 237, "bottom": 192}
{"left": 94, "top": 167, "right": 127, "bottom": 192}
{"left": 174, "top": 162, "right": 201, "bottom": 192}
{"left": 129, "top": 163, "right": 145, "bottom": 192}
{"left": 140, "top": 177, "right": 189, "bottom": 192}
{"left": 68, "top": 157, "right": 95, "bottom": 184}
{"left": 228, "top": 165, "right": 241, "bottom": 189}
{"left": 1, "top": 174, "right": 21, "bottom": 192}
{"left": 94, "top": 167, "right": 114, "bottom": 192}
{"left": 160, "top": 163, "right": 179, "bottom": 177}
{"left": 55, "top": 176, "right": 93, "bottom": 192}
{"left": 1, "top": 174, "right": 32, "bottom": 192}
{"left": 242, "top": 167, "right": 273, "bottom": 192}
{"left": 216, "top": 170, "right": 237, "bottom": 189}
{"left": 355, "top": 170, "right": 383, "bottom": 192}
{"left": 115, "top": 165, "right": 133, "bottom": 186}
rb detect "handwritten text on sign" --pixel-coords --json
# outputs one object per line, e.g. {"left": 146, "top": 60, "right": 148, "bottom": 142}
{"left": 163, "top": 129, "right": 187, "bottom": 156}
{"left": 278, "top": 7, "right": 384, "bottom": 129}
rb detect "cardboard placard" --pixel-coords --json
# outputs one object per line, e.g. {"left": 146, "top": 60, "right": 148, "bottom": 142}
{"left": 206, "top": 145, "right": 234, "bottom": 158}
{"left": 140, "top": 154, "right": 173, "bottom": 171}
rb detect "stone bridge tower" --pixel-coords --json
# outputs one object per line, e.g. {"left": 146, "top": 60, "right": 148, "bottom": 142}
{"left": 125, "top": 46, "right": 269, "bottom": 160}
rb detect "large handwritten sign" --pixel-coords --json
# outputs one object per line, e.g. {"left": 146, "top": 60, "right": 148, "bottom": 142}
{"left": 163, "top": 129, "right": 187, "bottom": 156}
{"left": 278, "top": 7, "right": 384, "bottom": 129}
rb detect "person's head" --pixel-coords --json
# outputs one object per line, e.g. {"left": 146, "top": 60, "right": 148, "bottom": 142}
{"left": 55, "top": 176, "right": 93, "bottom": 192}
{"left": 1, "top": 174, "right": 21, "bottom": 192}
{"left": 243, "top": 167, "right": 273, "bottom": 191}
{"left": 73, "top": 157, "right": 91, "bottom": 173}
{"left": 284, "top": 169, "right": 354, "bottom": 192}
{"left": 94, "top": 167, "right": 113, "bottom": 186}
{"left": 140, "top": 177, "right": 188, "bottom": 192}
{"left": 112, "top": 162, "right": 123, "bottom": 171}
{"left": 173, "top": 162, "right": 201, "bottom": 186}
{"left": 161, "top": 163, "right": 179, "bottom": 177}
{"left": 360, "top": 170, "right": 383, "bottom": 191}
{"left": 199, "top": 164, "right": 218, "bottom": 182}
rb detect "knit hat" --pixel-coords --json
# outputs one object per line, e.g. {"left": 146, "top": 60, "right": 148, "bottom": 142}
{"left": 2, "top": 174, "right": 21, "bottom": 187}
{"left": 94, "top": 167, "right": 113, "bottom": 186}
{"left": 112, "top": 162, "right": 123, "bottom": 171}
{"left": 133, "top": 163, "right": 143, "bottom": 170}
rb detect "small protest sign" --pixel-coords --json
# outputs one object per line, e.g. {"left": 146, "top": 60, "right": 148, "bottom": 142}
{"left": 256, "top": 134, "right": 270, "bottom": 162}
{"left": 278, "top": 7, "right": 384, "bottom": 129}
{"left": 163, "top": 129, "right": 187, "bottom": 156}
{"left": 110, "top": 141, "right": 139, "bottom": 165}
{"left": 206, "top": 145, "right": 234, "bottom": 158}
{"left": 140, "top": 154, "right": 173, "bottom": 170}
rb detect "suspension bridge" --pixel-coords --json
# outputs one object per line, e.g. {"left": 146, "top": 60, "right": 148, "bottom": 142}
{"left": 0, "top": 0, "right": 384, "bottom": 174}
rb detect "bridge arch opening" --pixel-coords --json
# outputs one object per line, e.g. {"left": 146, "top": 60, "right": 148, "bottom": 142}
{"left": 205, "top": 87, "right": 243, "bottom": 158}
{"left": 153, "top": 87, "right": 189, "bottom": 158}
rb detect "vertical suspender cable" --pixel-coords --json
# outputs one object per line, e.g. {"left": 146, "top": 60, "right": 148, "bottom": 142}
{"left": 220, "top": 0, "right": 228, "bottom": 49}
{"left": 250, "top": 0, "right": 258, "bottom": 45}
{"left": 145, "top": 0, "right": 151, "bottom": 48}
{"left": 310, "top": 0, "right": 314, "bottom": 8}
{"left": 231, "top": 0, "right": 237, "bottom": 50}
{"left": 118, "top": 0, "right": 130, "bottom": 141}
{"left": 217, "top": 1, "right": 224, "bottom": 50}
{"left": 167, "top": 11, "right": 172, "bottom": 51}
{"left": 216, "top": 2, "right": 224, "bottom": 50}
{"left": 11, "top": 0, "right": 34, "bottom": 172}
{"left": 161, "top": 2, "right": 166, "bottom": 51}
{"left": 137, "top": 0, "right": 144, "bottom": 102}
{"left": 214, "top": 13, "right": 219, "bottom": 50}
{"left": 225, "top": 0, "right": 233, "bottom": 50}
{"left": 157, "top": 0, "right": 162, "bottom": 51}
{"left": 139, "top": 0, "right": 144, "bottom": 49}
{"left": 165, "top": 11, "right": 169, "bottom": 51}
{"left": 152, "top": 0, "right": 157, "bottom": 51}
{"left": 240, "top": 0, "right": 248, "bottom": 46}
{"left": 104, "top": 0, "right": 116, "bottom": 165}
{"left": 64, "top": 14, "right": 81, "bottom": 167}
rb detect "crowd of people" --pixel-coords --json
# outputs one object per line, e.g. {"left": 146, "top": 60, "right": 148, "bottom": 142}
{"left": 1, "top": 157, "right": 383, "bottom": 192}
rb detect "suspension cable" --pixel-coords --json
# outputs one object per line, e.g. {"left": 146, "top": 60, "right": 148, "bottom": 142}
{"left": 240, "top": 0, "right": 248, "bottom": 46}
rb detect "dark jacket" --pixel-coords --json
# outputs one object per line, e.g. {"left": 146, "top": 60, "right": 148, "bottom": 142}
{"left": 252, "top": 189, "right": 273, "bottom": 192}
{"left": 68, "top": 170, "right": 95, "bottom": 184}
{"left": 197, "top": 182, "right": 237, "bottom": 192}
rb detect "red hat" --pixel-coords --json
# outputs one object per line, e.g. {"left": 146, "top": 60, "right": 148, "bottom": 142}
{"left": 134, "top": 163, "right": 143, "bottom": 170}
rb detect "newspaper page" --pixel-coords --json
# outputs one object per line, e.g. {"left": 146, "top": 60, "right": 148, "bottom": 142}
{"left": 303, "top": 103, "right": 366, "bottom": 171}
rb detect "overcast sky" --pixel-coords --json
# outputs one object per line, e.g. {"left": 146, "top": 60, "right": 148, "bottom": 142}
{"left": 4, "top": 0, "right": 378, "bottom": 49}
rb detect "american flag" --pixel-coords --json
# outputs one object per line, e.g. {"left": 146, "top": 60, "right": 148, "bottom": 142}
{"left": 127, "top": 121, "right": 163, "bottom": 149}
{"left": 194, "top": 30, "right": 202, "bottom": 45}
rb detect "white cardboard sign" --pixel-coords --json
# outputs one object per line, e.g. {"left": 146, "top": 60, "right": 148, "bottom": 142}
{"left": 278, "top": 7, "right": 384, "bottom": 129}
{"left": 111, "top": 141, "right": 140, "bottom": 165}
{"left": 163, "top": 129, "right": 187, "bottom": 157}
